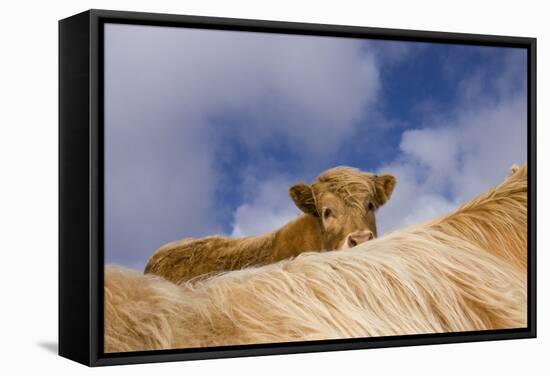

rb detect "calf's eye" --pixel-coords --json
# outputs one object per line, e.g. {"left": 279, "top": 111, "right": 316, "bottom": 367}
{"left": 367, "top": 202, "right": 375, "bottom": 211}
{"left": 323, "top": 208, "right": 332, "bottom": 219}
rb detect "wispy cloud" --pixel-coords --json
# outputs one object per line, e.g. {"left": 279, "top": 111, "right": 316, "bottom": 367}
{"left": 231, "top": 175, "right": 300, "bottom": 237}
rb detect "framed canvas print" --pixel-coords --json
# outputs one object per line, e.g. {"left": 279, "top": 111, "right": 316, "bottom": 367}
{"left": 59, "top": 9, "right": 536, "bottom": 366}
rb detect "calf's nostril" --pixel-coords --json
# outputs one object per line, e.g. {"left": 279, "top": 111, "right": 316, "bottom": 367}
{"left": 345, "top": 231, "right": 375, "bottom": 249}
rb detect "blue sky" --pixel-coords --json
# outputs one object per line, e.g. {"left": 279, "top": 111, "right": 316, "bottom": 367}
{"left": 104, "top": 24, "right": 527, "bottom": 269}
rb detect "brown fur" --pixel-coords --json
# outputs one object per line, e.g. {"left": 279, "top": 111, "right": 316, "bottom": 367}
{"left": 145, "top": 167, "right": 396, "bottom": 283}
{"left": 105, "top": 165, "right": 527, "bottom": 352}
{"left": 145, "top": 214, "right": 323, "bottom": 283}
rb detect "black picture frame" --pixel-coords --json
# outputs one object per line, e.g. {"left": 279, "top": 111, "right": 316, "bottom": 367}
{"left": 59, "top": 9, "right": 537, "bottom": 367}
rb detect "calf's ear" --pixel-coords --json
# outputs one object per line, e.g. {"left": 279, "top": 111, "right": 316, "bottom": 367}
{"left": 509, "top": 164, "right": 520, "bottom": 176}
{"left": 289, "top": 183, "right": 318, "bottom": 216}
{"left": 374, "top": 174, "right": 396, "bottom": 207}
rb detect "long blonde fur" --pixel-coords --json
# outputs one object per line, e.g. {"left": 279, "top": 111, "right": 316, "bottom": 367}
{"left": 105, "top": 165, "right": 527, "bottom": 353}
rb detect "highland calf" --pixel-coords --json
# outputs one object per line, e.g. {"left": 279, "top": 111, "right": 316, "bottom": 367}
{"left": 145, "top": 167, "right": 397, "bottom": 283}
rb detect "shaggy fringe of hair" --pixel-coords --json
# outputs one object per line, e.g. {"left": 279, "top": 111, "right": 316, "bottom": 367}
{"left": 313, "top": 166, "right": 377, "bottom": 213}
{"left": 104, "top": 165, "right": 527, "bottom": 352}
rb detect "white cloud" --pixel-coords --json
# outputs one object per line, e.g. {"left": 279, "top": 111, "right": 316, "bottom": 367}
{"left": 231, "top": 176, "right": 301, "bottom": 237}
{"left": 400, "top": 127, "right": 460, "bottom": 174}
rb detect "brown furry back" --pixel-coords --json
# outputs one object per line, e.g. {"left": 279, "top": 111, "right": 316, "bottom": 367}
{"left": 145, "top": 214, "right": 323, "bottom": 283}
{"left": 105, "top": 165, "right": 527, "bottom": 352}
{"left": 144, "top": 235, "right": 274, "bottom": 283}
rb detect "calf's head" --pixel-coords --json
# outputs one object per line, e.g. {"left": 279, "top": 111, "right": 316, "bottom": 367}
{"left": 289, "top": 167, "right": 396, "bottom": 250}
